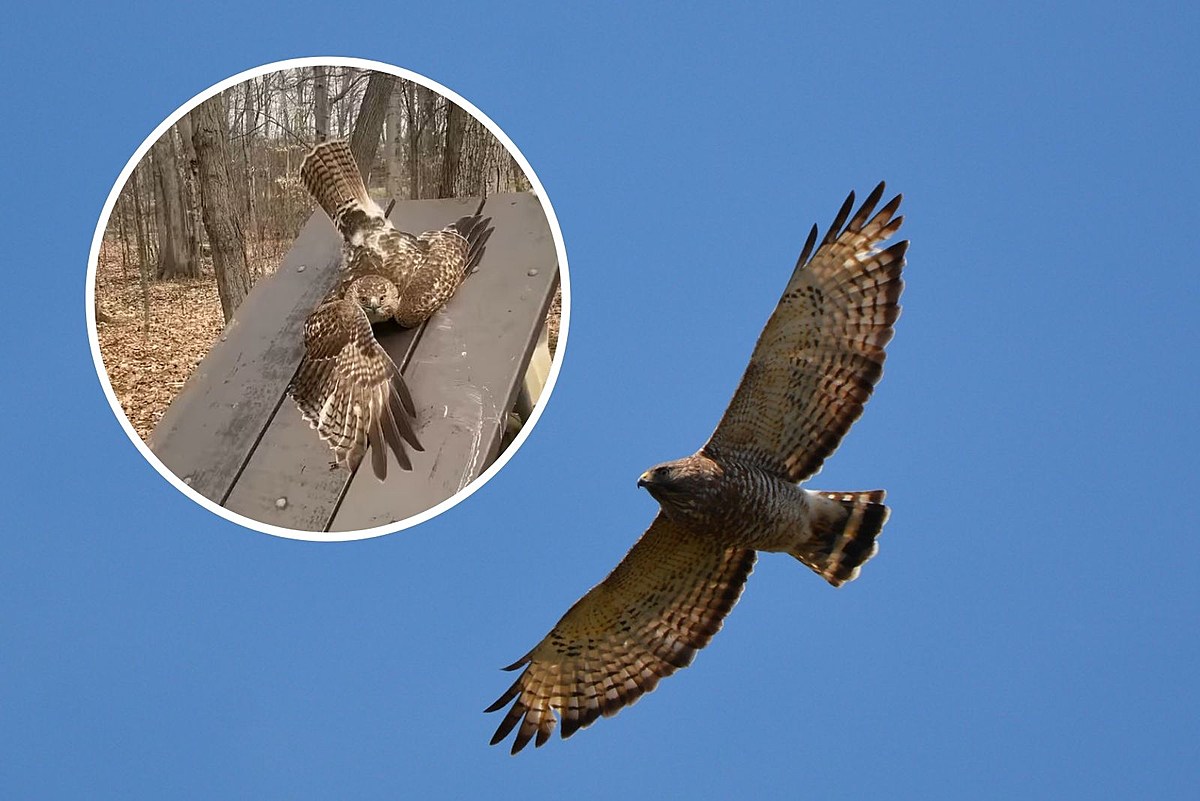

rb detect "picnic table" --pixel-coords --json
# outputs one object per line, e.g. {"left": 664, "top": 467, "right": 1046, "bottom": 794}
{"left": 150, "top": 191, "right": 559, "bottom": 533}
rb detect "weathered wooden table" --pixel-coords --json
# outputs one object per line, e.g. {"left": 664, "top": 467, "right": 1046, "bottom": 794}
{"left": 151, "top": 192, "right": 559, "bottom": 533}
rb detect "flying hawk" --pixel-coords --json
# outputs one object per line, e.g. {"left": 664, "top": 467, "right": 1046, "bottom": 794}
{"left": 289, "top": 140, "right": 494, "bottom": 480}
{"left": 486, "top": 182, "right": 907, "bottom": 753}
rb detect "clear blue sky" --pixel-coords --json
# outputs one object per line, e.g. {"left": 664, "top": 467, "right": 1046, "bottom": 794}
{"left": 2, "top": 2, "right": 1198, "bottom": 799}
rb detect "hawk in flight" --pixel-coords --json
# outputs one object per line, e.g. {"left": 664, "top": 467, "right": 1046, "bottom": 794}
{"left": 487, "top": 183, "right": 907, "bottom": 753}
{"left": 289, "top": 140, "right": 494, "bottom": 480}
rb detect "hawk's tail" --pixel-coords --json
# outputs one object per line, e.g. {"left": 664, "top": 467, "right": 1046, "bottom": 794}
{"left": 792, "top": 490, "right": 888, "bottom": 587}
{"left": 300, "top": 140, "right": 383, "bottom": 233}
{"left": 449, "top": 196, "right": 495, "bottom": 278}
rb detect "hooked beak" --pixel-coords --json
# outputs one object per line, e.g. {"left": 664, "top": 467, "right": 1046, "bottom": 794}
{"left": 637, "top": 471, "right": 653, "bottom": 489}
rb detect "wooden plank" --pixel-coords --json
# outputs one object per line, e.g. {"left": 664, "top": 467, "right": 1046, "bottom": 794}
{"left": 224, "top": 196, "right": 484, "bottom": 530}
{"left": 330, "top": 192, "right": 559, "bottom": 532}
{"left": 149, "top": 214, "right": 342, "bottom": 505}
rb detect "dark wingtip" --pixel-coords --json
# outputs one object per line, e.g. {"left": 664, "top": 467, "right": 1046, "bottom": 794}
{"left": 370, "top": 447, "right": 387, "bottom": 482}
{"left": 795, "top": 223, "right": 820, "bottom": 270}
{"left": 823, "top": 190, "right": 856, "bottom": 245}
{"left": 483, "top": 696, "right": 510, "bottom": 715}
{"left": 501, "top": 654, "right": 531, "bottom": 672}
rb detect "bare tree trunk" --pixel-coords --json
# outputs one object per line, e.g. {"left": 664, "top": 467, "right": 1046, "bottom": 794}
{"left": 349, "top": 71, "right": 396, "bottom": 181}
{"left": 421, "top": 90, "right": 440, "bottom": 196}
{"left": 147, "top": 147, "right": 166, "bottom": 270}
{"left": 190, "top": 94, "right": 252, "bottom": 323}
{"left": 153, "top": 129, "right": 198, "bottom": 279}
{"left": 402, "top": 83, "right": 421, "bottom": 199}
{"left": 243, "top": 77, "right": 257, "bottom": 139}
{"left": 397, "top": 83, "right": 442, "bottom": 199}
{"left": 239, "top": 78, "right": 258, "bottom": 250}
{"left": 174, "top": 113, "right": 204, "bottom": 266}
{"left": 333, "top": 68, "right": 362, "bottom": 138}
{"left": 439, "top": 100, "right": 466, "bottom": 198}
{"left": 131, "top": 164, "right": 152, "bottom": 336}
{"left": 383, "top": 86, "right": 401, "bottom": 200}
{"left": 117, "top": 189, "right": 131, "bottom": 282}
{"left": 313, "top": 66, "right": 329, "bottom": 142}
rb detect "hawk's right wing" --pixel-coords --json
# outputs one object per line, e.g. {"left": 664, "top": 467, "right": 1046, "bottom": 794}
{"left": 486, "top": 513, "right": 756, "bottom": 754}
{"left": 706, "top": 183, "right": 907, "bottom": 483}
{"left": 290, "top": 299, "right": 422, "bottom": 480}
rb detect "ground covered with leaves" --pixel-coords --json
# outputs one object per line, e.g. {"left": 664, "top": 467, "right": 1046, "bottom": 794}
{"left": 93, "top": 240, "right": 285, "bottom": 442}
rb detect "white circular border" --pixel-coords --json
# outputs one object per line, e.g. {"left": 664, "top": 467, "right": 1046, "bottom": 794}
{"left": 85, "top": 56, "right": 570, "bottom": 543}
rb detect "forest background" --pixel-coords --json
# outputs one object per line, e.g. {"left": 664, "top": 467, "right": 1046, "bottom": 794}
{"left": 95, "top": 66, "right": 540, "bottom": 440}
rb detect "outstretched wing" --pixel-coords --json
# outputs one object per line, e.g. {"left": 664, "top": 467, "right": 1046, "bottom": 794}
{"left": 424, "top": 200, "right": 494, "bottom": 282}
{"left": 486, "top": 514, "right": 756, "bottom": 754}
{"left": 289, "top": 299, "right": 422, "bottom": 480}
{"left": 706, "top": 183, "right": 907, "bottom": 483}
{"left": 392, "top": 206, "right": 495, "bottom": 327}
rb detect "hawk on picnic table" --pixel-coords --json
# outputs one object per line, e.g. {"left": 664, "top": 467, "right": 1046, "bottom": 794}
{"left": 288, "top": 140, "right": 494, "bottom": 481}
{"left": 487, "top": 182, "right": 907, "bottom": 754}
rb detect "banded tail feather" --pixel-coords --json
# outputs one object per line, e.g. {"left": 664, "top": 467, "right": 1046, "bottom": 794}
{"left": 794, "top": 489, "right": 889, "bottom": 587}
{"left": 300, "top": 140, "right": 384, "bottom": 239}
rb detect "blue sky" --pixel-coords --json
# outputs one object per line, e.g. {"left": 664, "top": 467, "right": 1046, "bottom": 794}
{"left": 3, "top": 2, "right": 1198, "bottom": 798}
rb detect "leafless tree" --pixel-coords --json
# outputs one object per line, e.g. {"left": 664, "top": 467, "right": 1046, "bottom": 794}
{"left": 313, "top": 66, "right": 329, "bottom": 142}
{"left": 152, "top": 128, "right": 198, "bottom": 279}
{"left": 438, "top": 100, "right": 466, "bottom": 199}
{"left": 131, "top": 162, "right": 152, "bottom": 335}
{"left": 190, "top": 94, "right": 251, "bottom": 323}
{"left": 349, "top": 71, "right": 395, "bottom": 179}
{"left": 173, "top": 113, "right": 204, "bottom": 267}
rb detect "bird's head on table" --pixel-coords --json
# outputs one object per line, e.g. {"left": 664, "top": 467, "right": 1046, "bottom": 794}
{"left": 347, "top": 274, "right": 400, "bottom": 323}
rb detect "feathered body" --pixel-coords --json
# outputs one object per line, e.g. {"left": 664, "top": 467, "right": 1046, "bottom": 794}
{"left": 299, "top": 140, "right": 493, "bottom": 328}
{"left": 639, "top": 452, "right": 887, "bottom": 585}
{"left": 287, "top": 140, "right": 493, "bottom": 480}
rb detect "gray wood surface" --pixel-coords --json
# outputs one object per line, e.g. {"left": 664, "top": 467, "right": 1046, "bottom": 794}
{"left": 330, "top": 192, "right": 559, "bottom": 531}
{"left": 152, "top": 192, "right": 558, "bottom": 534}
{"left": 224, "top": 197, "right": 475, "bottom": 529}
{"left": 150, "top": 215, "right": 342, "bottom": 506}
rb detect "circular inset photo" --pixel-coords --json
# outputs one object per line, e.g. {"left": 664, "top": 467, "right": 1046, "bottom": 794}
{"left": 87, "top": 57, "right": 567, "bottom": 541}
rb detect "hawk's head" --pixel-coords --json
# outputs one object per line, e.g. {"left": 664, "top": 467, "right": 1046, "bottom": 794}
{"left": 637, "top": 454, "right": 722, "bottom": 516}
{"left": 348, "top": 274, "right": 400, "bottom": 323}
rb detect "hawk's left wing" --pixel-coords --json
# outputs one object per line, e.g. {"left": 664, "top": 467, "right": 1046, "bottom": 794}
{"left": 420, "top": 203, "right": 494, "bottom": 283}
{"left": 391, "top": 205, "right": 494, "bottom": 327}
{"left": 486, "top": 513, "right": 756, "bottom": 754}
{"left": 706, "top": 183, "right": 907, "bottom": 483}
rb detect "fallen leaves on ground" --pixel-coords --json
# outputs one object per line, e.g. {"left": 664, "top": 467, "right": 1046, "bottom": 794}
{"left": 92, "top": 239, "right": 285, "bottom": 443}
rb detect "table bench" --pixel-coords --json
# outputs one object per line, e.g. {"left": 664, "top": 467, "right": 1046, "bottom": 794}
{"left": 150, "top": 192, "right": 559, "bottom": 534}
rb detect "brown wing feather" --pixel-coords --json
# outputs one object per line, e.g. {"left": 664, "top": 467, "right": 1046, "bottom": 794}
{"left": 391, "top": 209, "right": 493, "bottom": 327}
{"left": 706, "top": 183, "right": 907, "bottom": 482}
{"left": 289, "top": 300, "right": 421, "bottom": 480}
{"left": 486, "top": 513, "right": 756, "bottom": 754}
